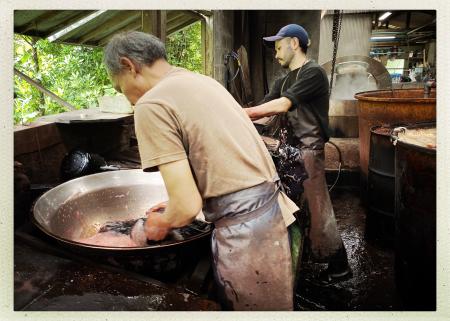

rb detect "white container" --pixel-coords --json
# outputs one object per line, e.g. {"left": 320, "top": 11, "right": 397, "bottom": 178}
{"left": 98, "top": 95, "right": 133, "bottom": 114}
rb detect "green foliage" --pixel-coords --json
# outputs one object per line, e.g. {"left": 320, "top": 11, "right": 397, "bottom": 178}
{"left": 14, "top": 34, "right": 114, "bottom": 125}
{"left": 166, "top": 21, "right": 203, "bottom": 73}
{"left": 14, "top": 20, "right": 203, "bottom": 125}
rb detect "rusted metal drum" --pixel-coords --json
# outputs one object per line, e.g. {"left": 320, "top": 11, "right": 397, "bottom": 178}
{"left": 393, "top": 122, "right": 436, "bottom": 310}
{"left": 354, "top": 88, "right": 436, "bottom": 196}
{"left": 329, "top": 99, "right": 359, "bottom": 138}
{"left": 366, "top": 125, "right": 396, "bottom": 242}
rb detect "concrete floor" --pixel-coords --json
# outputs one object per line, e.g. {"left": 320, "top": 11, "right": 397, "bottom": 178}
{"left": 15, "top": 183, "right": 407, "bottom": 311}
{"left": 295, "top": 189, "right": 403, "bottom": 311}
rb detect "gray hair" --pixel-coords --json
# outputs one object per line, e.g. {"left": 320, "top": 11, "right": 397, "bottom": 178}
{"left": 103, "top": 31, "right": 167, "bottom": 75}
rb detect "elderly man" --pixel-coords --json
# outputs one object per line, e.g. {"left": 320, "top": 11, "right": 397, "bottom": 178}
{"left": 103, "top": 31, "right": 299, "bottom": 310}
{"left": 245, "top": 24, "right": 352, "bottom": 283}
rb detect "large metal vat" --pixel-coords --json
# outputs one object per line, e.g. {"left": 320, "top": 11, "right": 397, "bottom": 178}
{"left": 328, "top": 99, "right": 359, "bottom": 138}
{"left": 354, "top": 88, "right": 436, "bottom": 194}
{"left": 322, "top": 56, "right": 392, "bottom": 139}
{"left": 393, "top": 122, "right": 436, "bottom": 310}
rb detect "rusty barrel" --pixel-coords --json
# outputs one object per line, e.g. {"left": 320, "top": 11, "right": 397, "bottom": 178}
{"left": 366, "top": 125, "right": 397, "bottom": 243}
{"left": 393, "top": 122, "right": 436, "bottom": 310}
{"left": 354, "top": 88, "right": 436, "bottom": 198}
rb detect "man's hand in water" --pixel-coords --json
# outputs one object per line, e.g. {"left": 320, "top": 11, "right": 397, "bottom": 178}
{"left": 146, "top": 201, "right": 167, "bottom": 214}
{"left": 144, "top": 211, "right": 171, "bottom": 241}
{"left": 142, "top": 203, "right": 171, "bottom": 241}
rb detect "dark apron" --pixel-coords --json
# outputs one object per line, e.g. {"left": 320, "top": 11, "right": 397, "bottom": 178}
{"left": 302, "top": 149, "right": 343, "bottom": 260}
{"left": 203, "top": 180, "right": 294, "bottom": 311}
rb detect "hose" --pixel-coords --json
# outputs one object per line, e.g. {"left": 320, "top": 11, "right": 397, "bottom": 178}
{"left": 327, "top": 140, "right": 342, "bottom": 192}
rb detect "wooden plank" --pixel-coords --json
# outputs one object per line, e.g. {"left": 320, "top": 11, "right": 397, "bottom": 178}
{"left": 182, "top": 10, "right": 206, "bottom": 20}
{"left": 16, "top": 11, "right": 62, "bottom": 34}
{"left": 167, "top": 16, "right": 198, "bottom": 35}
{"left": 98, "top": 20, "right": 142, "bottom": 47}
{"left": 43, "top": 11, "right": 96, "bottom": 39}
{"left": 195, "top": 10, "right": 213, "bottom": 17}
{"left": 37, "top": 108, "right": 133, "bottom": 124}
{"left": 237, "top": 45, "right": 254, "bottom": 106}
{"left": 201, "top": 16, "right": 214, "bottom": 77}
{"left": 14, "top": 122, "right": 62, "bottom": 156}
{"left": 14, "top": 68, "right": 76, "bottom": 111}
{"left": 78, "top": 11, "right": 140, "bottom": 44}
{"left": 142, "top": 10, "right": 167, "bottom": 42}
{"left": 166, "top": 11, "right": 186, "bottom": 24}
{"left": 159, "top": 11, "right": 167, "bottom": 43}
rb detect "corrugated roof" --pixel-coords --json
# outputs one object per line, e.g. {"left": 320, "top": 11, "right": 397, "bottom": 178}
{"left": 14, "top": 10, "right": 209, "bottom": 47}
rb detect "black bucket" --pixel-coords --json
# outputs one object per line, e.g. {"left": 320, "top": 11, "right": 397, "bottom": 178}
{"left": 393, "top": 122, "right": 436, "bottom": 310}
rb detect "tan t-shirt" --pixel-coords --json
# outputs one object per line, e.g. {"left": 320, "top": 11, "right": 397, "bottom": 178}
{"left": 134, "top": 67, "right": 296, "bottom": 224}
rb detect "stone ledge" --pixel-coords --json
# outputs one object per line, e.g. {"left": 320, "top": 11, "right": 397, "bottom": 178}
{"left": 325, "top": 137, "right": 360, "bottom": 170}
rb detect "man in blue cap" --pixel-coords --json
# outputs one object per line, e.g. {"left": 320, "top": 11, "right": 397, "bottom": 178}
{"left": 246, "top": 24, "right": 352, "bottom": 283}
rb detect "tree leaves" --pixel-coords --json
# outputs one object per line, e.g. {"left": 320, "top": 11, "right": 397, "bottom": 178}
{"left": 14, "top": 22, "right": 203, "bottom": 125}
{"left": 166, "top": 21, "right": 202, "bottom": 73}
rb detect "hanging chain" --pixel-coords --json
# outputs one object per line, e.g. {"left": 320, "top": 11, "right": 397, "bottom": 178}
{"left": 329, "top": 10, "right": 343, "bottom": 96}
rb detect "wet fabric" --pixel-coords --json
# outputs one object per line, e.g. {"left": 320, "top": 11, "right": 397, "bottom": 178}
{"left": 204, "top": 181, "right": 293, "bottom": 310}
{"left": 271, "top": 124, "right": 308, "bottom": 205}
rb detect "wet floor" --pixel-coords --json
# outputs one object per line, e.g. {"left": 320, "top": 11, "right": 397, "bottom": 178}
{"left": 15, "top": 186, "right": 405, "bottom": 311}
{"left": 14, "top": 236, "right": 220, "bottom": 311}
{"left": 295, "top": 188, "right": 403, "bottom": 310}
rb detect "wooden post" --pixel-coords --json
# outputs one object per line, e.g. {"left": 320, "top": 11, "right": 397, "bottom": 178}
{"left": 406, "top": 12, "right": 411, "bottom": 30}
{"left": 142, "top": 10, "right": 167, "bottom": 42}
{"left": 201, "top": 15, "right": 213, "bottom": 76}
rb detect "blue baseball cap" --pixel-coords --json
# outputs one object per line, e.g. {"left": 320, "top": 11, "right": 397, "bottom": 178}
{"left": 263, "top": 24, "right": 309, "bottom": 49}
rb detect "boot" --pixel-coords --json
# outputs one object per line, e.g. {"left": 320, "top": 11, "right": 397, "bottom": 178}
{"left": 317, "top": 243, "right": 352, "bottom": 284}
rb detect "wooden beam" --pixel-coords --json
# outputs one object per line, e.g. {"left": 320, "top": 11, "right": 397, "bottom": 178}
{"left": 43, "top": 11, "right": 96, "bottom": 39}
{"left": 166, "top": 11, "right": 186, "bottom": 24}
{"left": 167, "top": 16, "right": 198, "bottom": 35}
{"left": 194, "top": 10, "right": 213, "bottom": 17}
{"left": 406, "top": 12, "right": 411, "bottom": 29}
{"left": 407, "top": 18, "right": 436, "bottom": 35}
{"left": 201, "top": 16, "right": 213, "bottom": 77}
{"left": 98, "top": 19, "right": 142, "bottom": 47}
{"left": 166, "top": 10, "right": 205, "bottom": 25}
{"left": 78, "top": 11, "right": 140, "bottom": 44}
{"left": 14, "top": 68, "right": 76, "bottom": 111}
{"left": 16, "top": 11, "right": 62, "bottom": 34}
{"left": 159, "top": 11, "right": 167, "bottom": 42}
{"left": 183, "top": 10, "right": 207, "bottom": 20}
{"left": 142, "top": 10, "right": 167, "bottom": 42}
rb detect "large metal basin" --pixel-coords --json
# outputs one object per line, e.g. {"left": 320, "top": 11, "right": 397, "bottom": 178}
{"left": 33, "top": 169, "right": 210, "bottom": 252}
{"left": 32, "top": 169, "right": 211, "bottom": 277}
{"left": 354, "top": 88, "right": 436, "bottom": 192}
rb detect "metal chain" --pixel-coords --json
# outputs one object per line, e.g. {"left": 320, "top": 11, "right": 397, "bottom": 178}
{"left": 329, "top": 10, "right": 343, "bottom": 96}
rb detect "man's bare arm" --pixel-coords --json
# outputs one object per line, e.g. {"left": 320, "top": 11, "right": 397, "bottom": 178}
{"left": 151, "top": 159, "right": 202, "bottom": 228}
{"left": 245, "top": 97, "right": 292, "bottom": 120}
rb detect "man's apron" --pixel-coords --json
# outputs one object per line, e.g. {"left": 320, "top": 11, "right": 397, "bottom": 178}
{"left": 203, "top": 180, "right": 294, "bottom": 311}
{"left": 301, "top": 149, "right": 343, "bottom": 260}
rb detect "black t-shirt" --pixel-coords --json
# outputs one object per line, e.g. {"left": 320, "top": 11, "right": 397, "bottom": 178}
{"left": 263, "top": 60, "right": 330, "bottom": 149}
